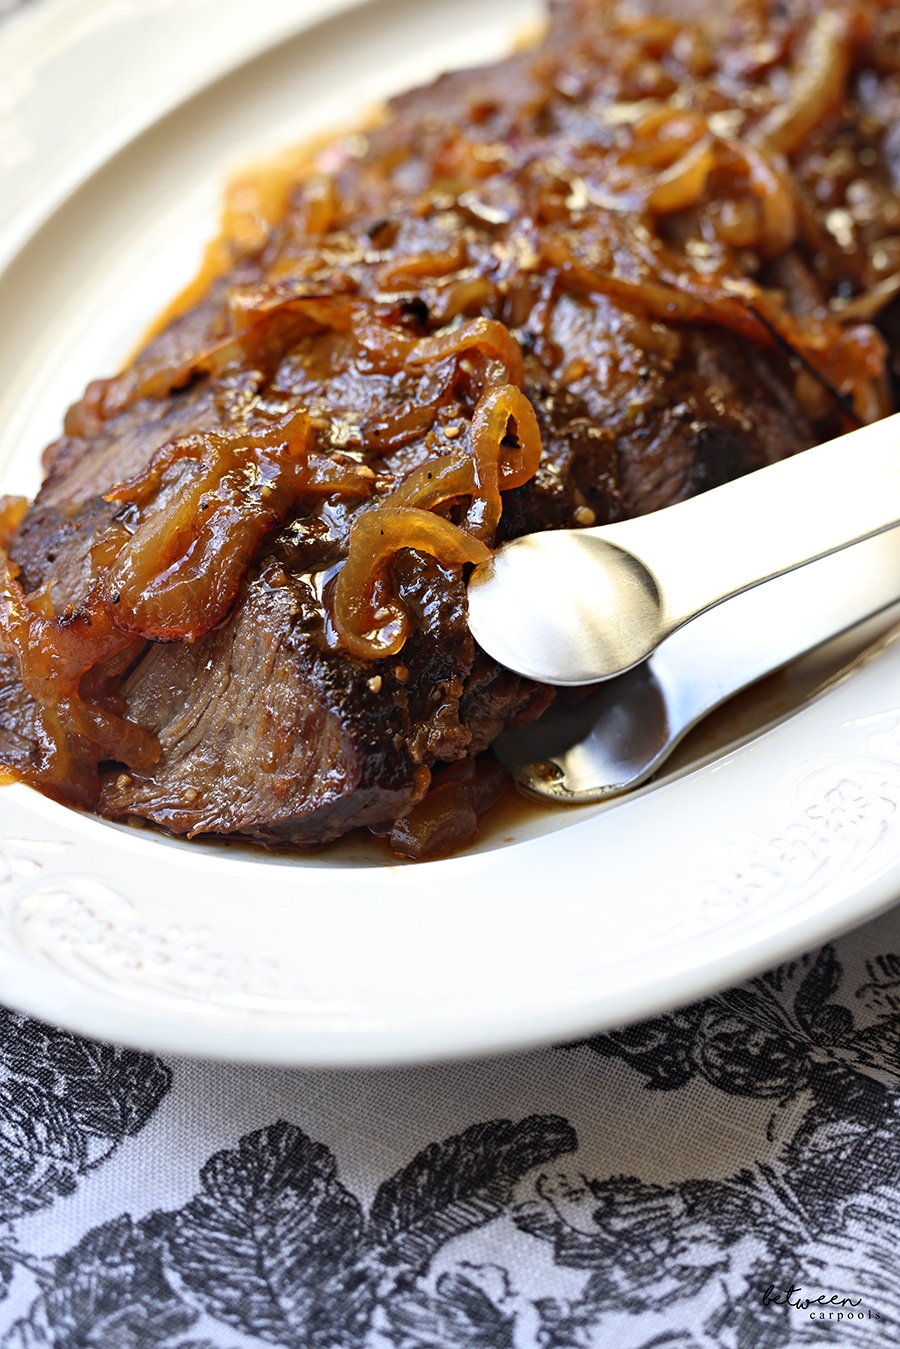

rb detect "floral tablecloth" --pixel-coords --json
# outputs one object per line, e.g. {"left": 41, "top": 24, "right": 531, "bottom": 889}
{"left": 3, "top": 0, "right": 900, "bottom": 1343}
{"left": 0, "top": 918, "right": 900, "bottom": 1347}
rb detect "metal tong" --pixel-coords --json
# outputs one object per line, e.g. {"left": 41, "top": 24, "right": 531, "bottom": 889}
{"left": 493, "top": 527, "right": 900, "bottom": 803}
{"left": 467, "top": 414, "right": 900, "bottom": 803}
{"left": 468, "top": 413, "right": 900, "bottom": 685}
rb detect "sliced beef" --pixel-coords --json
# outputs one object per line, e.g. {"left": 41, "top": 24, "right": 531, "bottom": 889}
{"left": 98, "top": 553, "right": 546, "bottom": 843}
{"left": 3, "top": 314, "right": 808, "bottom": 846}
{"left": 99, "top": 562, "right": 429, "bottom": 844}
{"left": 0, "top": 655, "right": 35, "bottom": 773}
{"left": 0, "top": 0, "right": 894, "bottom": 854}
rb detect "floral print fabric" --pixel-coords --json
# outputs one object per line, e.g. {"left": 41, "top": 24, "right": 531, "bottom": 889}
{"left": 2, "top": 907, "right": 900, "bottom": 1346}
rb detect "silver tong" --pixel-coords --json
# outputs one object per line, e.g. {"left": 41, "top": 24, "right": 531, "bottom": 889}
{"left": 494, "top": 526, "right": 900, "bottom": 803}
{"left": 469, "top": 412, "right": 900, "bottom": 685}
{"left": 472, "top": 412, "right": 900, "bottom": 804}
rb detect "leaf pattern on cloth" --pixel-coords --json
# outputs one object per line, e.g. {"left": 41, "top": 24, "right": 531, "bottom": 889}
{"left": 142, "top": 1115, "right": 575, "bottom": 1349}
{"left": 0, "top": 1010, "right": 171, "bottom": 1223}
{"left": 3, "top": 1215, "right": 196, "bottom": 1349}
{"left": 580, "top": 943, "right": 900, "bottom": 1097}
{"left": 512, "top": 1167, "right": 803, "bottom": 1344}
{"left": 381, "top": 1265, "right": 517, "bottom": 1349}
{"left": 369, "top": 1116, "right": 577, "bottom": 1273}
{"left": 147, "top": 1122, "right": 371, "bottom": 1349}
{"left": 3, "top": 941, "right": 900, "bottom": 1345}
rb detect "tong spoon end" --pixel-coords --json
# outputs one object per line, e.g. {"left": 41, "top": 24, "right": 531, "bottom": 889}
{"left": 467, "top": 530, "right": 665, "bottom": 685}
{"left": 514, "top": 759, "right": 633, "bottom": 804}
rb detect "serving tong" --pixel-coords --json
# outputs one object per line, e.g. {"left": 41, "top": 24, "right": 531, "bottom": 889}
{"left": 493, "top": 528, "right": 900, "bottom": 802}
{"left": 467, "top": 413, "right": 900, "bottom": 803}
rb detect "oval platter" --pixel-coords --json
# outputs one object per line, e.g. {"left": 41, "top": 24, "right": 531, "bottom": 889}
{"left": 2, "top": 0, "right": 900, "bottom": 1065}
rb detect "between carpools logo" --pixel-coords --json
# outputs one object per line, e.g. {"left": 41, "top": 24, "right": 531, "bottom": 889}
{"left": 763, "top": 1284, "right": 884, "bottom": 1324}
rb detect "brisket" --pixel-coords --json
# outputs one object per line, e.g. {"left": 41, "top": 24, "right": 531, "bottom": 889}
{"left": 0, "top": 0, "right": 895, "bottom": 856}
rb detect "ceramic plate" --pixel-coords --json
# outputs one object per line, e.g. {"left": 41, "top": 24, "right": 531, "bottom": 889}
{"left": 2, "top": 0, "right": 900, "bottom": 1066}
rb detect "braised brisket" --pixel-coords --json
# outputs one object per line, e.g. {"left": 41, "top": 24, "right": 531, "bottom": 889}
{"left": 0, "top": 0, "right": 896, "bottom": 856}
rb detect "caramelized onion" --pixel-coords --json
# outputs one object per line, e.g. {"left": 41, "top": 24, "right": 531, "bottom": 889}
{"left": 408, "top": 317, "right": 525, "bottom": 389}
{"left": 467, "top": 384, "right": 542, "bottom": 535}
{"left": 432, "top": 277, "right": 500, "bottom": 323}
{"left": 386, "top": 453, "right": 477, "bottom": 515}
{"left": 0, "top": 558, "right": 157, "bottom": 802}
{"left": 94, "top": 298, "right": 356, "bottom": 423}
{"left": 645, "top": 136, "right": 715, "bottom": 215}
{"left": 331, "top": 384, "right": 541, "bottom": 659}
{"left": 388, "top": 385, "right": 541, "bottom": 531}
{"left": 831, "top": 273, "right": 900, "bottom": 322}
{"left": 729, "top": 143, "right": 797, "bottom": 258}
{"left": 95, "top": 410, "right": 314, "bottom": 642}
{"left": 352, "top": 317, "right": 417, "bottom": 373}
{"left": 542, "top": 235, "right": 738, "bottom": 329}
{"left": 0, "top": 494, "right": 158, "bottom": 799}
{"left": 0, "top": 496, "right": 28, "bottom": 550}
{"left": 544, "top": 230, "right": 883, "bottom": 418}
{"left": 377, "top": 239, "right": 468, "bottom": 288}
{"left": 633, "top": 106, "right": 708, "bottom": 143}
{"left": 388, "top": 756, "right": 508, "bottom": 860}
{"left": 295, "top": 176, "right": 340, "bottom": 237}
{"left": 751, "top": 11, "right": 850, "bottom": 157}
{"left": 332, "top": 507, "right": 491, "bottom": 659}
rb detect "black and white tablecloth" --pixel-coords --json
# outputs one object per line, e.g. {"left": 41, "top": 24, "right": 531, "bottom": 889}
{"left": 0, "top": 910, "right": 898, "bottom": 1346}
{"left": 3, "top": 1, "right": 900, "bottom": 1344}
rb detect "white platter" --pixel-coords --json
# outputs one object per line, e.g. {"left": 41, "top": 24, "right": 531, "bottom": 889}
{"left": 2, "top": 0, "right": 900, "bottom": 1066}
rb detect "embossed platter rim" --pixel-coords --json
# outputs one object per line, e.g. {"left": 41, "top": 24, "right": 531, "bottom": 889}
{"left": 1, "top": 0, "right": 900, "bottom": 1065}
